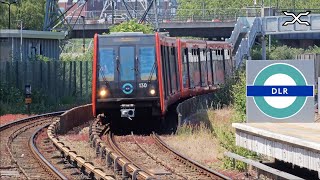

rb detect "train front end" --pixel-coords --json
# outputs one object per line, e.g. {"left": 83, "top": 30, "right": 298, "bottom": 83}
{"left": 92, "top": 33, "right": 160, "bottom": 121}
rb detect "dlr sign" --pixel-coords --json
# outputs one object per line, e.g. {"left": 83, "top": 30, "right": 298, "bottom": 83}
{"left": 272, "top": 88, "right": 288, "bottom": 95}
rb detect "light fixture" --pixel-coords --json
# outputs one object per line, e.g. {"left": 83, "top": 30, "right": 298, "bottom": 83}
{"left": 150, "top": 89, "right": 156, "bottom": 95}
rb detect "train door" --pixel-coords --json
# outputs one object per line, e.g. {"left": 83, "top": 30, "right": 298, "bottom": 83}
{"left": 117, "top": 46, "right": 137, "bottom": 97}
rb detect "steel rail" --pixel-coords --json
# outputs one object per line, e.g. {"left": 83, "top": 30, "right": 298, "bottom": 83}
{"left": 131, "top": 132, "right": 188, "bottom": 179}
{"left": 89, "top": 119, "right": 153, "bottom": 180}
{"left": 30, "top": 125, "right": 68, "bottom": 180}
{"left": 152, "top": 133, "right": 231, "bottom": 180}
{"left": 0, "top": 111, "right": 65, "bottom": 131}
{"left": 107, "top": 132, "right": 155, "bottom": 177}
{"left": 0, "top": 111, "right": 65, "bottom": 179}
{"left": 48, "top": 115, "right": 115, "bottom": 180}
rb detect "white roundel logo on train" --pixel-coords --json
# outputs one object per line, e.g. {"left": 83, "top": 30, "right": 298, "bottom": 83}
{"left": 246, "top": 63, "right": 314, "bottom": 119}
{"left": 122, "top": 83, "right": 133, "bottom": 94}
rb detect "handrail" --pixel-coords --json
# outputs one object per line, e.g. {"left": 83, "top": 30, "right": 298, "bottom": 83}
{"left": 224, "top": 152, "right": 304, "bottom": 180}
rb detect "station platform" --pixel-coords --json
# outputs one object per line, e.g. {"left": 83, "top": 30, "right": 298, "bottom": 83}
{"left": 232, "top": 122, "right": 320, "bottom": 178}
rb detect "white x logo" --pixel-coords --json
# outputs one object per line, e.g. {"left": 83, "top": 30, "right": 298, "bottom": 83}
{"left": 283, "top": 11, "right": 311, "bottom": 26}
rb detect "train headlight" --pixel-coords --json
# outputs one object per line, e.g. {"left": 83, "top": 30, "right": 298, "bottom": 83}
{"left": 100, "top": 89, "right": 107, "bottom": 97}
{"left": 149, "top": 89, "right": 156, "bottom": 95}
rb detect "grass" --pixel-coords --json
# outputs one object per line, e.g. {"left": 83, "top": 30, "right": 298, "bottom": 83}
{"left": 165, "top": 107, "right": 256, "bottom": 171}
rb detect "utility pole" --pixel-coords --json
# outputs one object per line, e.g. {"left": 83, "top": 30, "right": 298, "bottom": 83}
{"left": 1, "top": 0, "right": 17, "bottom": 29}
{"left": 153, "top": 0, "right": 159, "bottom": 31}
{"left": 112, "top": 0, "right": 114, "bottom": 24}
{"left": 19, "top": 20, "right": 22, "bottom": 61}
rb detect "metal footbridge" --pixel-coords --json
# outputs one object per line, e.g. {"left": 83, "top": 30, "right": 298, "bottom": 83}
{"left": 226, "top": 14, "right": 320, "bottom": 69}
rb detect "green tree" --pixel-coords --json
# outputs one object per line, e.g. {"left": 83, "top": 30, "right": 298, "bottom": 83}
{"left": 0, "top": 0, "right": 46, "bottom": 30}
{"left": 109, "top": 19, "right": 154, "bottom": 34}
{"left": 176, "top": 0, "right": 320, "bottom": 17}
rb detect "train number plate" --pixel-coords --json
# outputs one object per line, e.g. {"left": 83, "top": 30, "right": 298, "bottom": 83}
{"left": 139, "top": 83, "right": 147, "bottom": 88}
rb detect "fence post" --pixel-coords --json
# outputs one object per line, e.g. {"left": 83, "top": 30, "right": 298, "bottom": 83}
{"left": 15, "top": 61, "right": 19, "bottom": 88}
{"left": 86, "top": 61, "right": 88, "bottom": 97}
{"left": 80, "top": 61, "right": 83, "bottom": 98}
{"left": 24, "top": 60, "right": 27, "bottom": 90}
{"left": 74, "top": 61, "right": 77, "bottom": 96}
{"left": 69, "top": 61, "right": 72, "bottom": 96}
{"left": 63, "top": 61, "right": 66, "bottom": 97}
{"left": 48, "top": 61, "right": 51, "bottom": 91}
{"left": 6, "top": 61, "right": 10, "bottom": 84}
{"left": 40, "top": 61, "right": 43, "bottom": 90}
{"left": 54, "top": 61, "right": 57, "bottom": 103}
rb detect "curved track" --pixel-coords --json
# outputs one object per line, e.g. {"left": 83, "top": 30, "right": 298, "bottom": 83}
{"left": 0, "top": 112, "right": 67, "bottom": 180}
{"left": 90, "top": 118, "right": 231, "bottom": 180}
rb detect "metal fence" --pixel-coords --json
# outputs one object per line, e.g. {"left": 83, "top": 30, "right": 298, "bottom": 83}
{"left": 0, "top": 60, "right": 92, "bottom": 103}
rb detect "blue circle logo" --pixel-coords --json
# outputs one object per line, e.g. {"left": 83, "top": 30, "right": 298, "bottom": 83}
{"left": 122, "top": 83, "right": 133, "bottom": 94}
{"left": 247, "top": 63, "right": 313, "bottom": 119}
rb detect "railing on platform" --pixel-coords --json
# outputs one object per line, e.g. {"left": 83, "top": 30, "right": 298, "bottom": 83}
{"left": 224, "top": 152, "right": 304, "bottom": 180}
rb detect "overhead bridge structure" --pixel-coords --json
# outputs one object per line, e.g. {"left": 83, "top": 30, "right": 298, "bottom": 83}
{"left": 225, "top": 14, "right": 320, "bottom": 69}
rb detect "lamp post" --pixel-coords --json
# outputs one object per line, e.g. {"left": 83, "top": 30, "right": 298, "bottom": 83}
{"left": 80, "top": 15, "right": 85, "bottom": 54}
{"left": 0, "top": 0, "right": 18, "bottom": 29}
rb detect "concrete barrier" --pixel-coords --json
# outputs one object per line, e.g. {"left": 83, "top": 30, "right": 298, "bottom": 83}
{"left": 59, "top": 104, "right": 93, "bottom": 134}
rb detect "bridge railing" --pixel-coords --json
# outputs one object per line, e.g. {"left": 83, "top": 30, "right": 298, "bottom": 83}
{"left": 64, "top": 8, "right": 262, "bottom": 25}
{"left": 274, "top": 8, "right": 320, "bottom": 16}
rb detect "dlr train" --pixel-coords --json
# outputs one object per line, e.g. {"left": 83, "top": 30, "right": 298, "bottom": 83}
{"left": 92, "top": 32, "right": 233, "bottom": 121}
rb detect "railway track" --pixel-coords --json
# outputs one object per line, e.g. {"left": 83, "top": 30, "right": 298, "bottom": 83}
{"left": 0, "top": 112, "right": 67, "bottom": 179}
{"left": 90, "top": 118, "right": 231, "bottom": 180}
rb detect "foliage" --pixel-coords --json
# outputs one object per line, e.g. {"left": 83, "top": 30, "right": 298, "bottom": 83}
{"left": 0, "top": 82, "right": 87, "bottom": 115}
{"left": 0, "top": 0, "right": 46, "bottom": 30}
{"left": 251, "top": 45, "right": 320, "bottom": 60}
{"left": 108, "top": 19, "right": 154, "bottom": 34}
{"left": 60, "top": 51, "right": 93, "bottom": 61}
{"left": 231, "top": 71, "right": 247, "bottom": 121}
{"left": 176, "top": 0, "right": 320, "bottom": 16}
{"left": 269, "top": 45, "right": 304, "bottom": 60}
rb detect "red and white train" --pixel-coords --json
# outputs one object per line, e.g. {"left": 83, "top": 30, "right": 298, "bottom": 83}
{"left": 92, "top": 32, "right": 233, "bottom": 121}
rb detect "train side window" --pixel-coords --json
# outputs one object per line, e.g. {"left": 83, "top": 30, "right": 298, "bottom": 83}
{"left": 192, "top": 49, "right": 200, "bottom": 87}
{"left": 161, "top": 45, "right": 168, "bottom": 99}
{"left": 170, "top": 46, "right": 179, "bottom": 93}
{"left": 209, "top": 49, "right": 214, "bottom": 85}
{"left": 200, "top": 49, "right": 207, "bottom": 87}
{"left": 99, "top": 48, "right": 115, "bottom": 81}
{"left": 206, "top": 49, "right": 212, "bottom": 86}
{"left": 139, "top": 47, "right": 156, "bottom": 81}
{"left": 183, "top": 48, "right": 190, "bottom": 88}
{"left": 188, "top": 49, "right": 195, "bottom": 88}
{"left": 166, "top": 46, "right": 172, "bottom": 94}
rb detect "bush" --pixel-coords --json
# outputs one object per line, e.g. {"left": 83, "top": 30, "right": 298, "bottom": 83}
{"left": 231, "top": 71, "right": 246, "bottom": 122}
{"left": 108, "top": 19, "right": 154, "bottom": 34}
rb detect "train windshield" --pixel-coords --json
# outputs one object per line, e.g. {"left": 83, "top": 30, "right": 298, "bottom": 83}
{"left": 119, "top": 46, "right": 135, "bottom": 81}
{"left": 139, "top": 47, "right": 156, "bottom": 80}
{"left": 99, "top": 48, "right": 115, "bottom": 81}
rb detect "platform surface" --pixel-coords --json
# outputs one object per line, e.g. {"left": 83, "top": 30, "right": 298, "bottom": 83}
{"left": 233, "top": 123, "right": 320, "bottom": 151}
{"left": 233, "top": 122, "right": 320, "bottom": 175}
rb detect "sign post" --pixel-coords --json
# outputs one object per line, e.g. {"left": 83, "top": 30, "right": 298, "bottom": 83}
{"left": 246, "top": 60, "right": 314, "bottom": 122}
{"left": 318, "top": 77, "right": 320, "bottom": 115}
{"left": 25, "top": 85, "right": 32, "bottom": 115}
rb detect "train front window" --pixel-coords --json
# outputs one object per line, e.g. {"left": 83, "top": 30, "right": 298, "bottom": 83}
{"left": 139, "top": 47, "right": 156, "bottom": 80}
{"left": 120, "top": 46, "right": 135, "bottom": 81}
{"left": 99, "top": 48, "right": 115, "bottom": 81}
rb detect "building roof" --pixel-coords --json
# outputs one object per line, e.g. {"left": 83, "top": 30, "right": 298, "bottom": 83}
{"left": 0, "top": 30, "right": 65, "bottom": 40}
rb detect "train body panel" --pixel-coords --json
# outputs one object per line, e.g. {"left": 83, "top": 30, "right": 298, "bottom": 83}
{"left": 92, "top": 32, "right": 233, "bottom": 120}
